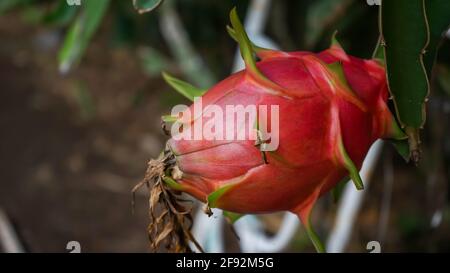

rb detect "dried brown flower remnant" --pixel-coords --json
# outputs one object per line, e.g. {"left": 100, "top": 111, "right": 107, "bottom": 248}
{"left": 133, "top": 150, "right": 203, "bottom": 253}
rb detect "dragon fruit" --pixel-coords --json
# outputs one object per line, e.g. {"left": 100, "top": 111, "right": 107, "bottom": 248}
{"left": 143, "top": 8, "right": 406, "bottom": 252}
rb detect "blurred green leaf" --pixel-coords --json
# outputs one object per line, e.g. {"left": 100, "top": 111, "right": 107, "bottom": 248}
{"left": 159, "top": 0, "right": 216, "bottom": 88}
{"left": 139, "top": 47, "right": 170, "bottom": 77}
{"left": 0, "top": 0, "right": 33, "bottom": 14}
{"left": 133, "top": 0, "right": 163, "bottom": 14}
{"left": 110, "top": 7, "right": 136, "bottom": 47}
{"left": 43, "top": 0, "right": 79, "bottom": 26}
{"left": 20, "top": 4, "right": 44, "bottom": 24}
{"left": 58, "top": 0, "right": 110, "bottom": 73}
{"left": 305, "top": 0, "right": 354, "bottom": 48}
{"left": 397, "top": 213, "right": 427, "bottom": 239}
{"left": 74, "top": 82, "right": 96, "bottom": 121}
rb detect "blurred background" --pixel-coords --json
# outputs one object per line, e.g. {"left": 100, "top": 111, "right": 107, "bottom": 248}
{"left": 0, "top": 0, "right": 449, "bottom": 253}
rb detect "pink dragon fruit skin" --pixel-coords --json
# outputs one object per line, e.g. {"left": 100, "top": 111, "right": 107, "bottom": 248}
{"left": 161, "top": 9, "right": 405, "bottom": 252}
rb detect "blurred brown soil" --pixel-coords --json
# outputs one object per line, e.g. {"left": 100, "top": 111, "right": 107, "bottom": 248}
{"left": 0, "top": 13, "right": 174, "bottom": 252}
